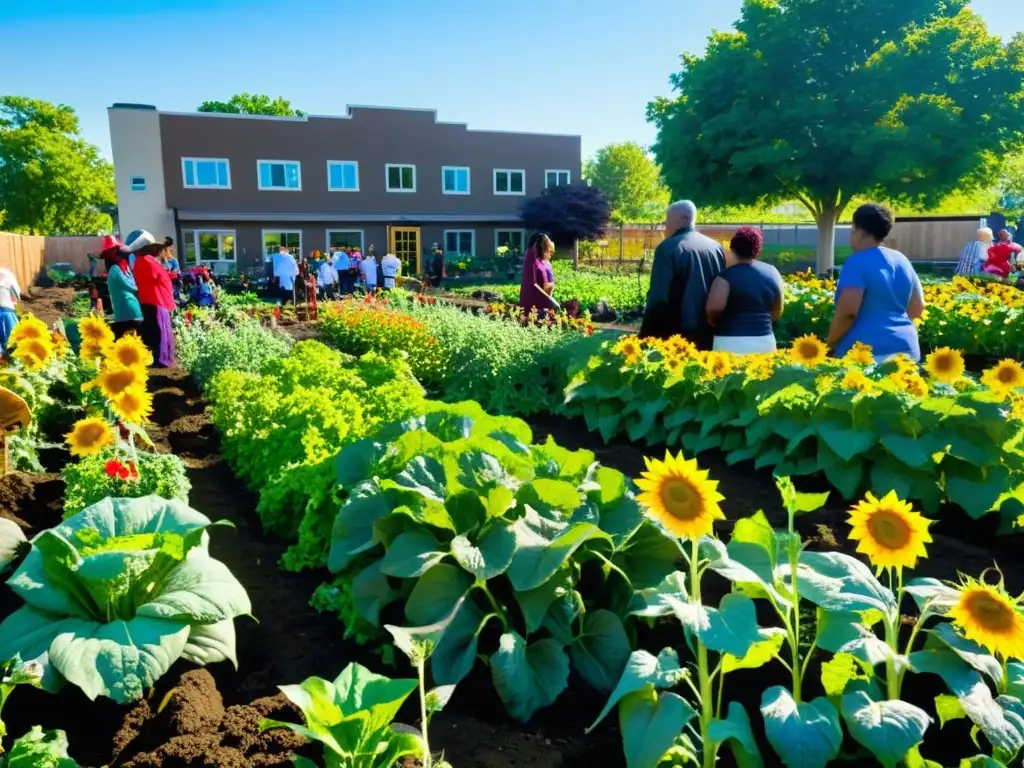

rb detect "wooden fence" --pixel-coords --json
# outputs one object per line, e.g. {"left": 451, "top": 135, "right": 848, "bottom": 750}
{"left": 0, "top": 233, "right": 101, "bottom": 292}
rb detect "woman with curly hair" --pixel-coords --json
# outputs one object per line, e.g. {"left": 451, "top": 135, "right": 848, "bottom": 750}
{"left": 705, "top": 226, "right": 784, "bottom": 354}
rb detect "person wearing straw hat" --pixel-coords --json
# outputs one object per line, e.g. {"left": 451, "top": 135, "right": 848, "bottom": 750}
{"left": 123, "top": 229, "right": 175, "bottom": 367}
{"left": 99, "top": 234, "right": 143, "bottom": 339}
{"left": 0, "top": 267, "right": 21, "bottom": 356}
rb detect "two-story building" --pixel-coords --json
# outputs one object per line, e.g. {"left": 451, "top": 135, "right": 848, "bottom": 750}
{"left": 108, "top": 103, "right": 582, "bottom": 276}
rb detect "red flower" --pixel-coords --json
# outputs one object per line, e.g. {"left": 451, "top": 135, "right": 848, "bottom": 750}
{"left": 105, "top": 460, "right": 131, "bottom": 480}
{"left": 273, "top": 306, "right": 282, "bottom": 320}
{"left": 128, "top": 461, "right": 139, "bottom": 479}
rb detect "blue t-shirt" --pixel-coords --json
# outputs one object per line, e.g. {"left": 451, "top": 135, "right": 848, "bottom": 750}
{"left": 833, "top": 246, "right": 922, "bottom": 361}
{"left": 715, "top": 261, "right": 783, "bottom": 337}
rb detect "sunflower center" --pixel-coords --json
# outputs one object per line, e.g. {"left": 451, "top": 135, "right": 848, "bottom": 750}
{"left": 79, "top": 423, "right": 107, "bottom": 446}
{"left": 933, "top": 355, "right": 953, "bottom": 372}
{"left": 964, "top": 591, "right": 1015, "bottom": 633}
{"left": 866, "top": 509, "right": 911, "bottom": 550}
{"left": 798, "top": 342, "right": 818, "bottom": 359}
{"left": 660, "top": 479, "right": 702, "bottom": 521}
{"left": 106, "top": 371, "right": 137, "bottom": 394}
{"left": 998, "top": 367, "right": 1019, "bottom": 384}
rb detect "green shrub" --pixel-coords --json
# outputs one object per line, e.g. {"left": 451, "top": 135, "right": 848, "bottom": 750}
{"left": 62, "top": 450, "right": 191, "bottom": 517}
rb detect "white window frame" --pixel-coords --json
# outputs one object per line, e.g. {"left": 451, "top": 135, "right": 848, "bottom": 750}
{"left": 493, "top": 169, "right": 526, "bottom": 196}
{"left": 545, "top": 169, "right": 571, "bottom": 188}
{"left": 441, "top": 166, "right": 471, "bottom": 195}
{"left": 444, "top": 230, "right": 476, "bottom": 257}
{"left": 325, "top": 229, "right": 365, "bottom": 252}
{"left": 186, "top": 229, "right": 236, "bottom": 264}
{"left": 327, "top": 161, "right": 360, "bottom": 192}
{"left": 257, "top": 159, "right": 302, "bottom": 191}
{"left": 182, "top": 157, "right": 231, "bottom": 189}
{"left": 385, "top": 163, "right": 417, "bottom": 193}
{"left": 494, "top": 229, "right": 527, "bottom": 254}
{"left": 130, "top": 176, "right": 146, "bottom": 192}
{"left": 261, "top": 229, "right": 303, "bottom": 261}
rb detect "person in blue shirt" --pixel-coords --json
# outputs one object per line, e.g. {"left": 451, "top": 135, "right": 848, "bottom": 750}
{"left": 827, "top": 203, "right": 925, "bottom": 362}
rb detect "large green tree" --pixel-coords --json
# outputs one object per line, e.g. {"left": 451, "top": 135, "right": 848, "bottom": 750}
{"left": 0, "top": 96, "right": 115, "bottom": 235}
{"left": 197, "top": 93, "right": 304, "bottom": 116}
{"left": 648, "top": 0, "right": 1024, "bottom": 270}
{"left": 583, "top": 142, "right": 670, "bottom": 224}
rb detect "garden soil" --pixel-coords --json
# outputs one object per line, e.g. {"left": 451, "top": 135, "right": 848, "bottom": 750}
{"left": 3, "top": 287, "right": 1022, "bottom": 766}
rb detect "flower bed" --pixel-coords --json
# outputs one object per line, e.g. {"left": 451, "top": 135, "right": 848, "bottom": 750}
{"left": 564, "top": 333, "right": 1024, "bottom": 521}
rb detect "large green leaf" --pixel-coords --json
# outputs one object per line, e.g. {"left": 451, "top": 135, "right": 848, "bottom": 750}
{"left": 57, "top": 494, "right": 212, "bottom": 542}
{"left": 791, "top": 551, "right": 897, "bottom": 619}
{"left": 404, "top": 564, "right": 473, "bottom": 626}
{"left": 49, "top": 616, "right": 191, "bottom": 703}
{"left": 491, "top": 631, "right": 570, "bottom": 722}
{"left": 457, "top": 450, "right": 516, "bottom": 494}
{"left": 335, "top": 437, "right": 387, "bottom": 488}
{"left": 570, "top": 610, "right": 631, "bottom": 692}
{"left": 612, "top": 522, "right": 681, "bottom": 590}
{"left": 135, "top": 549, "right": 251, "bottom": 623}
{"left": 0, "top": 517, "right": 26, "bottom": 574}
{"left": 351, "top": 561, "right": 402, "bottom": 625}
{"left": 946, "top": 465, "right": 1010, "bottom": 519}
{"left": 926, "top": 622, "right": 1003, "bottom": 685}
{"left": 627, "top": 571, "right": 688, "bottom": 618}
{"left": 761, "top": 686, "right": 842, "bottom": 768}
{"left": 380, "top": 530, "right": 447, "bottom": 579}
{"left": 840, "top": 691, "right": 931, "bottom": 768}
{"left": 515, "top": 479, "right": 583, "bottom": 519}
{"left": 182, "top": 619, "right": 238, "bottom": 668}
{"left": 450, "top": 520, "right": 516, "bottom": 581}
{"left": 708, "top": 702, "right": 763, "bottom": 768}
{"left": 392, "top": 456, "right": 447, "bottom": 502}
{"left": 506, "top": 508, "right": 609, "bottom": 592}
{"left": 909, "top": 650, "right": 1024, "bottom": 754}
{"left": 817, "top": 443, "right": 864, "bottom": 500}
{"left": 878, "top": 432, "right": 945, "bottom": 471}
{"left": 515, "top": 565, "right": 573, "bottom": 635}
{"left": 443, "top": 490, "right": 487, "bottom": 535}
{"left": 687, "top": 593, "right": 764, "bottom": 659}
{"left": 542, "top": 591, "right": 584, "bottom": 646}
{"left": 618, "top": 686, "right": 697, "bottom": 768}
{"left": 332, "top": 662, "right": 418, "bottom": 732}
{"left": 723, "top": 627, "right": 786, "bottom": 673}
{"left": 5, "top": 725, "right": 77, "bottom": 768}
{"left": 587, "top": 648, "right": 685, "bottom": 732}
{"left": 328, "top": 481, "right": 392, "bottom": 573}
{"left": 431, "top": 598, "right": 486, "bottom": 685}
{"left": 904, "top": 578, "right": 960, "bottom": 614}
{"left": 820, "top": 653, "right": 874, "bottom": 698}
{"left": 816, "top": 417, "right": 877, "bottom": 462}
{"left": 0, "top": 606, "right": 79, "bottom": 692}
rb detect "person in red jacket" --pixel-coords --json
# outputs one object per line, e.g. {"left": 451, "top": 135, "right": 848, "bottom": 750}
{"left": 984, "top": 230, "right": 1024, "bottom": 280}
{"left": 122, "top": 229, "right": 176, "bottom": 367}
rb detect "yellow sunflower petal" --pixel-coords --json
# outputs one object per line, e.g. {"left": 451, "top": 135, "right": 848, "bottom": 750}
{"left": 847, "top": 490, "right": 933, "bottom": 572}
{"left": 635, "top": 450, "right": 725, "bottom": 541}
{"left": 948, "top": 578, "right": 1024, "bottom": 661}
{"left": 65, "top": 416, "right": 114, "bottom": 458}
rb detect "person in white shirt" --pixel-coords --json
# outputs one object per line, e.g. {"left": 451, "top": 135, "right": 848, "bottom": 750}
{"left": 273, "top": 246, "right": 299, "bottom": 304}
{"left": 381, "top": 253, "right": 401, "bottom": 290}
{"left": 317, "top": 257, "right": 337, "bottom": 299}
{"left": 333, "top": 248, "right": 352, "bottom": 294}
{"left": 0, "top": 268, "right": 21, "bottom": 354}
{"left": 360, "top": 251, "right": 378, "bottom": 292}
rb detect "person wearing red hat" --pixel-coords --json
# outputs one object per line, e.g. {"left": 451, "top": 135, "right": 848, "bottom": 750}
{"left": 101, "top": 235, "right": 143, "bottom": 339}
{"left": 123, "top": 230, "right": 176, "bottom": 366}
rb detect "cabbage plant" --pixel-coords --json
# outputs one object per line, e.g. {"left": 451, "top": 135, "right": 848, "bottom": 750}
{"left": 0, "top": 495, "right": 251, "bottom": 703}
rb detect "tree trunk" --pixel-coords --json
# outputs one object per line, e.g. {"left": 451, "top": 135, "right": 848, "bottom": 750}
{"left": 814, "top": 206, "right": 841, "bottom": 274}
{"left": 572, "top": 239, "right": 579, "bottom": 270}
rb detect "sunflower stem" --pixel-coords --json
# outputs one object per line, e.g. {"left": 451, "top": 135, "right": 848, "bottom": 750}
{"left": 885, "top": 569, "right": 904, "bottom": 700}
{"left": 690, "top": 539, "right": 716, "bottom": 768}
{"left": 786, "top": 506, "right": 803, "bottom": 703}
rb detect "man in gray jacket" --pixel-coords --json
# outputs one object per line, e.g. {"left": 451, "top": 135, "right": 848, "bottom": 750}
{"left": 639, "top": 200, "right": 725, "bottom": 349}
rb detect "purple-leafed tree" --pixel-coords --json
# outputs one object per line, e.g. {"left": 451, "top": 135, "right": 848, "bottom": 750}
{"left": 520, "top": 183, "right": 612, "bottom": 266}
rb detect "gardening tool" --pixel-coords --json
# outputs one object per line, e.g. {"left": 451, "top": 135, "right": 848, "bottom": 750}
{"left": 535, "top": 284, "right": 561, "bottom": 311}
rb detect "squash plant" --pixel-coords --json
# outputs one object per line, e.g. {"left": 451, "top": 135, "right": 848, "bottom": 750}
{"left": 0, "top": 495, "right": 251, "bottom": 703}
{"left": 328, "top": 401, "right": 679, "bottom": 721}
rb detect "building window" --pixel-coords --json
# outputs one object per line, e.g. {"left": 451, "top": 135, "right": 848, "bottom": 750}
{"left": 444, "top": 230, "right": 475, "bottom": 257}
{"left": 262, "top": 230, "right": 302, "bottom": 259}
{"left": 183, "top": 230, "right": 235, "bottom": 264}
{"left": 130, "top": 176, "right": 146, "bottom": 192}
{"left": 442, "top": 166, "right": 470, "bottom": 195}
{"left": 386, "top": 164, "right": 416, "bottom": 192}
{"left": 494, "top": 169, "right": 525, "bottom": 195}
{"left": 545, "top": 170, "right": 571, "bottom": 188}
{"left": 182, "top": 158, "right": 231, "bottom": 189}
{"left": 258, "top": 160, "right": 302, "bottom": 190}
{"left": 326, "top": 230, "right": 364, "bottom": 252}
{"left": 495, "top": 229, "right": 526, "bottom": 254}
{"left": 328, "top": 161, "right": 359, "bottom": 192}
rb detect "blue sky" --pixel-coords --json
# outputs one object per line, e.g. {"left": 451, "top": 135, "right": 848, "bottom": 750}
{"left": 2, "top": 0, "right": 1020, "bottom": 161}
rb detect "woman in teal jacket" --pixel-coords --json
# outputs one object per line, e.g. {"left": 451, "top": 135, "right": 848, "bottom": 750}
{"left": 102, "top": 240, "right": 143, "bottom": 338}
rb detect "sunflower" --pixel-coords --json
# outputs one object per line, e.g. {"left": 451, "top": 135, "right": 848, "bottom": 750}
{"left": 663, "top": 355, "right": 685, "bottom": 376}
{"left": 634, "top": 451, "right": 725, "bottom": 541}
{"left": 106, "top": 334, "right": 154, "bottom": 369}
{"left": 10, "top": 337, "right": 54, "bottom": 372}
{"left": 841, "top": 368, "right": 876, "bottom": 394}
{"left": 847, "top": 490, "right": 932, "bottom": 572}
{"left": 667, "top": 337, "right": 697, "bottom": 359}
{"left": 110, "top": 386, "right": 153, "bottom": 425}
{"left": 701, "top": 351, "right": 734, "bottom": 380}
{"left": 612, "top": 336, "right": 643, "bottom": 365}
{"left": 924, "top": 348, "right": 966, "bottom": 385}
{"left": 65, "top": 416, "right": 115, "bottom": 458}
{"left": 982, "top": 360, "right": 1024, "bottom": 399}
{"left": 947, "top": 576, "right": 1024, "bottom": 661}
{"left": 91, "top": 365, "right": 147, "bottom": 401}
{"left": 8, "top": 316, "right": 49, "bottom": 346}
{"left": 79, "top": 314, "right": 114, "bottom": 344}
{"left": 843, "top": 342, "right": 875, "bottom": 367}
{"left": 888, "top": 372, "right": 929, "bottom": 398}
{"left": 889, "top": 355, "right": 919, "bottom": 376}
{"left": 789, "top": 335, "right": 828, "bottom": 367}
{"left": 79, "top": 339, "right": 112, "bottom": 363}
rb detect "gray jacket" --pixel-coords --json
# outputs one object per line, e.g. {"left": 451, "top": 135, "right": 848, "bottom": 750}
{"left": 639, "top": 227, "right": 725, "bottom": 338}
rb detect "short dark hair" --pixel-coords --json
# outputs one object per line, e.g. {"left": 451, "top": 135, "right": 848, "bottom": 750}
{"left": 852, "top": 203, "right": 895, "bottom": 242}
{"left": 164, "top": 236, "right": 174, "bottom": 246}
{"left": 730, "top": 227, "right": 763, "bottom": 260}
